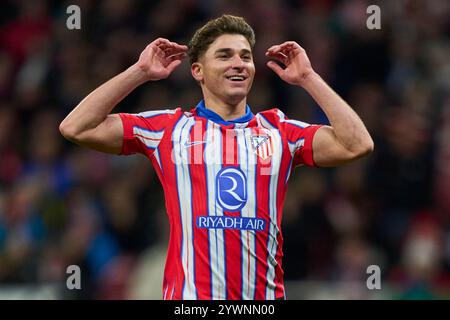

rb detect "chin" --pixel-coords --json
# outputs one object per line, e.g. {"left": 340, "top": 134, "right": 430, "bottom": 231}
{"left": 226, "top": 87, "right": 250, "bottom": 101}
{"left": 224, "top": 91, "right": 248, "bottom": 105}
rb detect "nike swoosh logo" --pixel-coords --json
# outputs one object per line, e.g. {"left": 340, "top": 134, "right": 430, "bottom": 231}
{"left": 183, "top": 141, "right": 208, "bottom": 148}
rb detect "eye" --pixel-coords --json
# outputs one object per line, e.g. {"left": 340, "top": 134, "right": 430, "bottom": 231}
{"left": 242, "top": 55, "right": 252, "bottom": 61}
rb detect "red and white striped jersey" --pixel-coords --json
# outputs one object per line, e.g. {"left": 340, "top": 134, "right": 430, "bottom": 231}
{"left": 119, "top": 100, "right": 322, "bottom": 300}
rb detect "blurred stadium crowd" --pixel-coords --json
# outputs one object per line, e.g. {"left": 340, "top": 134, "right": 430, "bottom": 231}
{"left": 0, "top": 0, "right": 449, "bottom": 299}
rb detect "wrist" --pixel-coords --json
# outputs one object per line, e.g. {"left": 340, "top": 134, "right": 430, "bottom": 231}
{"left": 296, "top": 70, "right": 319, "bottom": 88}
{"left": 127, "top": 64, "right": 152, "bottom": 84}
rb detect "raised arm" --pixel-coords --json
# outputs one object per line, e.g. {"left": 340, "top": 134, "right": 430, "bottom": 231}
{"left": 266, "top": 41, "right": 374, "bottom": 167}
{"left": 59, "top": 38, "right": 187, "bottom": 154}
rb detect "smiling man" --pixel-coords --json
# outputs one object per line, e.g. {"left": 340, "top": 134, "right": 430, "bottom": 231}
{"left": 59, "top": 15, "right": 373, "bottom": 300}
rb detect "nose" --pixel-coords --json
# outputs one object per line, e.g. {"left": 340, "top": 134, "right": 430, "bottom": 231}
{"left": 230, "top": 55, "right": 245, "bottom": 69}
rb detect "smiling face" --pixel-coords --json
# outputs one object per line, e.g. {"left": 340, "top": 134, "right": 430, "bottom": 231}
{"left": 191, "top": 34, "right": 256, "bottom": 106}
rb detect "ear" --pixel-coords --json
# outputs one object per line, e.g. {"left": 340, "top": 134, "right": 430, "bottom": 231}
{"left": 191, "top": 62, "right": 204, "bottom": 82}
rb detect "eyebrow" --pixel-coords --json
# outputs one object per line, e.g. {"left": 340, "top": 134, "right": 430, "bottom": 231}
{"left": 214, "top": 48, "right": 252, "bottom": 55}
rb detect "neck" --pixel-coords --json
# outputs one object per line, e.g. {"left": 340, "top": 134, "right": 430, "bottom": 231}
{"left": 202, "top": 92, "right": 247, "bottom": 121}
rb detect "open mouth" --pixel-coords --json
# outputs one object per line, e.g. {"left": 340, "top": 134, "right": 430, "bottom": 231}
{"left": 226, "top": 75, "right": 247, "bottom": 82}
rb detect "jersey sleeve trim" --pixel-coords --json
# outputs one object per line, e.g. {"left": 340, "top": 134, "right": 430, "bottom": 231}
{"left": 119, "top": 113, "right": 142, "bottom": 155}
{"left": 298, "top": 124, "right": 323, "bottom": 167}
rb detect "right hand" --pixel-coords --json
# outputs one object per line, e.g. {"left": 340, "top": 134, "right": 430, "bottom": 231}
{"left": 135, "top": 38, "right": 188, "bottom": 81}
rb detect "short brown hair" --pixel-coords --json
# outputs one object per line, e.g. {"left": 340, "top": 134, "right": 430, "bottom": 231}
{"left": 188, "top": 15, "right": 256, "bottom": 64}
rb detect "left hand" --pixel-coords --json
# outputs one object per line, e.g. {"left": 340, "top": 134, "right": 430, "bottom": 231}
{"left": 266, "top": 41, "right": 315, "bottom": 87}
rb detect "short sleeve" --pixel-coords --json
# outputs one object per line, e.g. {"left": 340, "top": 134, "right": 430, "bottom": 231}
{"left": 284, "top": 118, "right": 323, "bottom": 167}
{"left": 118, "top": 109, "right": 176, "bottom": 156}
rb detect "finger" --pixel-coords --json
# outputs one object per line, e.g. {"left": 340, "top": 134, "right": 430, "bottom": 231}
{"left": 157, "top": 46, "right": 169, "bottom": 58}
{"left": 279, "top": 41, "right": 301, "bottom": 50}
{"left": 153, "top": 40, "right": 185, "bottom": 53}
{"left": 160, "top": 46, "right": 177, "bottom": 56}
{"left": 267, "top": 48, "right": 291, "bottom": 63}
{"left": 267, "top": 45, "right": 281, "bottom": 53}
{"left": 150, "top": 40, "right": 171, "bottom": 52}
{"left": 148, "top": 45, "right": 165, "bottom": 59}
{"left": 265, "top": 51, "right": 288, "bottom": 65}
{"left": 267, "top": 42, "right": 294, "bottom": 52}
{"left": 166, "top": 59, "right": 183, "bottom": 73}
{"left": 160, "top": 44, "right": 188, "bottom": 57}
{"left": 163, "top": 46, "right": 188, "bottom": 55}
{"left": 152, "top": 38, "right": 171, "bottom": 46}
{"left": 279, "top": 47, "right": 295, "bottom": 61}
{"left": 282, "top": 42, "right": 303, "bottom": 53}
{"left": 159, "top": 41, "right": 188, "bottom": 50}
{"left": 157, "top": 43, "right": 173, "bottom": 52}
{"left": 280, "top": 45, "right": 302, "bottom": 61}
{"left": 166, "top": 52, "right": 187, "bottom": 61}
{"left": 170, "top": 42, "right": 188, "bottom": 50}
{"left": 271, "top": 42, "right": 299, "bottom": 56}
{"left": 266, "top": 61, "right": 284, "bottom": 77}
{"left": 159, "top": 43, "right": 182, "bottom": 49}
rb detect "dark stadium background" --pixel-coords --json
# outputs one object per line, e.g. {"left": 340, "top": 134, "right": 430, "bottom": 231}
{"left": 0, "top": 0, "right": 449, "bottom": 299}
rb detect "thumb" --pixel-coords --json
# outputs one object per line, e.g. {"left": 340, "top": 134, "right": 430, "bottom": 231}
{"left": 266, "top": 61, "right": 284, "bottom": 78}
{"left": 166, "top": 59, "right": 182, "bottom": 74}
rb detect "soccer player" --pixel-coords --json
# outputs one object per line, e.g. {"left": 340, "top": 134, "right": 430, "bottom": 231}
{"left": 59, "top": 15, "right": 373, "bottom": 300}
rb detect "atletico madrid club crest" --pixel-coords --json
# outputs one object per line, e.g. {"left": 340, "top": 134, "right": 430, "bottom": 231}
{"left": 251, "top": 134, "right": 273, "bottom": 160}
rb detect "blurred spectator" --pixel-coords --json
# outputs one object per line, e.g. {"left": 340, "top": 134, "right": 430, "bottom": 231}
{"left": 0, "top": 0, "right": 448, "bottom": 299}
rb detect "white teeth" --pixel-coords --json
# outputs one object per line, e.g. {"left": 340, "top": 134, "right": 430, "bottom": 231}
{"left": 228, "top": 76, "right": 245, "bottom": 81}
